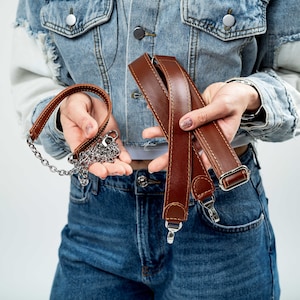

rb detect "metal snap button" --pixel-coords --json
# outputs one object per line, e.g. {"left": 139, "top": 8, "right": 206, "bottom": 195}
{"left": 133, "top": 26, "right": 146, "bottom": 40}
{"left": 223, "top": 14, "right": 235, "bottom": 29}
{"left": 131, "top": 91, "right": 143, "bottom": 99}
{"left": 137, "top": 175, "right": 149, "bottom": 187}
{"left": 66, "top": 14, "right": 77, "bottom": 27}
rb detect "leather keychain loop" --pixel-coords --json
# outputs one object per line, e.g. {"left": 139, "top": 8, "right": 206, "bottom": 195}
{"left": 29, "top": 83, "right": 112, "bottom": 159}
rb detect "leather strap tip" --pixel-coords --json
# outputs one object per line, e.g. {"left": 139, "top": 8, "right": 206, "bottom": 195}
{"left": 191, "top": 175, "right": 214, "bottom": 202}
{"left": 28, "top": 131, "right": 37, "bottom": 142}
{"left": 163, "top": 203, "right": 188, "bottom": 222}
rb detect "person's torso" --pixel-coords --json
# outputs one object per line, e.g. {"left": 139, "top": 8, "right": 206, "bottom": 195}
{"left": 19, "top": 0, "right": 299, "bottom": 150}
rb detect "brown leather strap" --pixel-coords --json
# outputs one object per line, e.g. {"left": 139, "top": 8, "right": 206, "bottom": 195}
{"left": 180, "top": 60, "right": 250, "bottom": 191}
{"left": 157, "top": 56, "right": 192, "bottom": 223}
{"left": 128, "top": 53, "right": 250, "bottom": 225}
{"left": 129, "top": 54, "right": 214, "bottom": 205}
{"left": 29, "top": 83, "right": 112, "bottom": 159}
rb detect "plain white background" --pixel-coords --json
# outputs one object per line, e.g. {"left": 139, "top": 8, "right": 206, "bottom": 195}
{"left": 1, "top": 1, "right": 299, "bottom": 299}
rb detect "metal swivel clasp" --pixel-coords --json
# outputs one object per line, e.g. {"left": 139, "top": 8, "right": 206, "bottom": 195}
{"left": 165, "top": 221, "right": 183, "bottom": 244}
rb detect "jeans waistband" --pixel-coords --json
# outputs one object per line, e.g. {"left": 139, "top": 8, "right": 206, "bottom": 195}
{"left": 85, "top": 143, "right": 258, "bottom": 194}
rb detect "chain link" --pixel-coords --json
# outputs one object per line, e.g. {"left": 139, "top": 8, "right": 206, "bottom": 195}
{"left": 26, "top": 130, "right": 121, "bottom": 186}
{"left": 70, "top": 130, "right": 120, "bottom": 186}
{"left": 26, "top": 136, "right": 76, "bottom": 176}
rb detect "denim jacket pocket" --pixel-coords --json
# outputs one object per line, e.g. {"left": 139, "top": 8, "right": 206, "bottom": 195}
{"left": 181, "top": 0, "right": 269, "bottom": 41}
{"left": 40, "top": 0, "right": 116, "bottom": 92}
{"left": 40, "top": 0, "right": 113, "bottom": 38}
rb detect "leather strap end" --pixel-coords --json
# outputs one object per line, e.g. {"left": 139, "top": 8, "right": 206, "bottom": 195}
{"left": 163, "top": 203, "right": 189, "bottom": 223}
{"left": 191, "top": 175, "right": 214, "bottom": 202}
{"left": 29, "top": 129, "right": 38, "bottom": 142}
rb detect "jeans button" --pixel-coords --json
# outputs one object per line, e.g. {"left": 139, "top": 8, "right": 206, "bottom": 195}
{"left": 137, "top": 175, "right": 149, "bottom": 187}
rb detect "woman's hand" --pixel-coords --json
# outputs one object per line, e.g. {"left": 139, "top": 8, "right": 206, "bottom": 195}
{"left": 143, "top": 81, "right": 261, "bottom": 172}
{"left": 60, "top": 92, "right": 132, "bottom": 179}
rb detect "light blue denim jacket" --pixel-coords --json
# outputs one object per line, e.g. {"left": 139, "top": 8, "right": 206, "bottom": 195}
{"left": 12, "top": 0, "right": 300, "bottom": 159}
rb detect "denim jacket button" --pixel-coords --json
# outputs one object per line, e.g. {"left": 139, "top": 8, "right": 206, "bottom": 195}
{"left": 223, "top": 14, "right": 235, "bottom": 29}
{"left": 133, "top": 26, "right": 146, "bottom": 40}
{"left": 66, "top": 14, "right": 77, "bottom": 26}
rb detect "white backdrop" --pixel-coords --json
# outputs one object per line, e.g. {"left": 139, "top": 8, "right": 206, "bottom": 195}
{"left": 1, "top": 1, "right": 299, "bottom": 299}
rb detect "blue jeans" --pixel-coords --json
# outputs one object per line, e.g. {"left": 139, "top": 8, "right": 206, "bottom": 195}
{"left": 50, "top": 146, "right": 280, "bottom": 299}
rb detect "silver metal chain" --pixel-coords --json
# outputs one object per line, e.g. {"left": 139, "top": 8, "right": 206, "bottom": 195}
{"left": 26, "top": 136, "right": 76, "bottom": 176}
{"left": 26, "top": 130, "right": 120, "bottom": 186}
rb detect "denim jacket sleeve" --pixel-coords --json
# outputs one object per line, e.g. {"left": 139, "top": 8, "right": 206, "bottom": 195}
{"left": 10, "top": 24, "right": 70, "bottom": 159}
{"left": 237, "top": 66, "right": 300, "bottom": 142}
{"left": 239, "top": 0, "right": 300, "bottom": 142}
{"left": 227, "top": 0, "right": 300, "bottom": 142}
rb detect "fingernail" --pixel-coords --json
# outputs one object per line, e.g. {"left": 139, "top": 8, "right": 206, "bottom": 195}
{"left": 180, "top": 118, "right": 193, "bottom": 129}
{"left": 85, "top": 124, "right": 93, "bottom": 136}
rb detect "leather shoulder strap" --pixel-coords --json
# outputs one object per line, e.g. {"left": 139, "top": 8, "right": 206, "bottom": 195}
{"left": 129, "top": 53, "right": 250, "bottom": 224}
